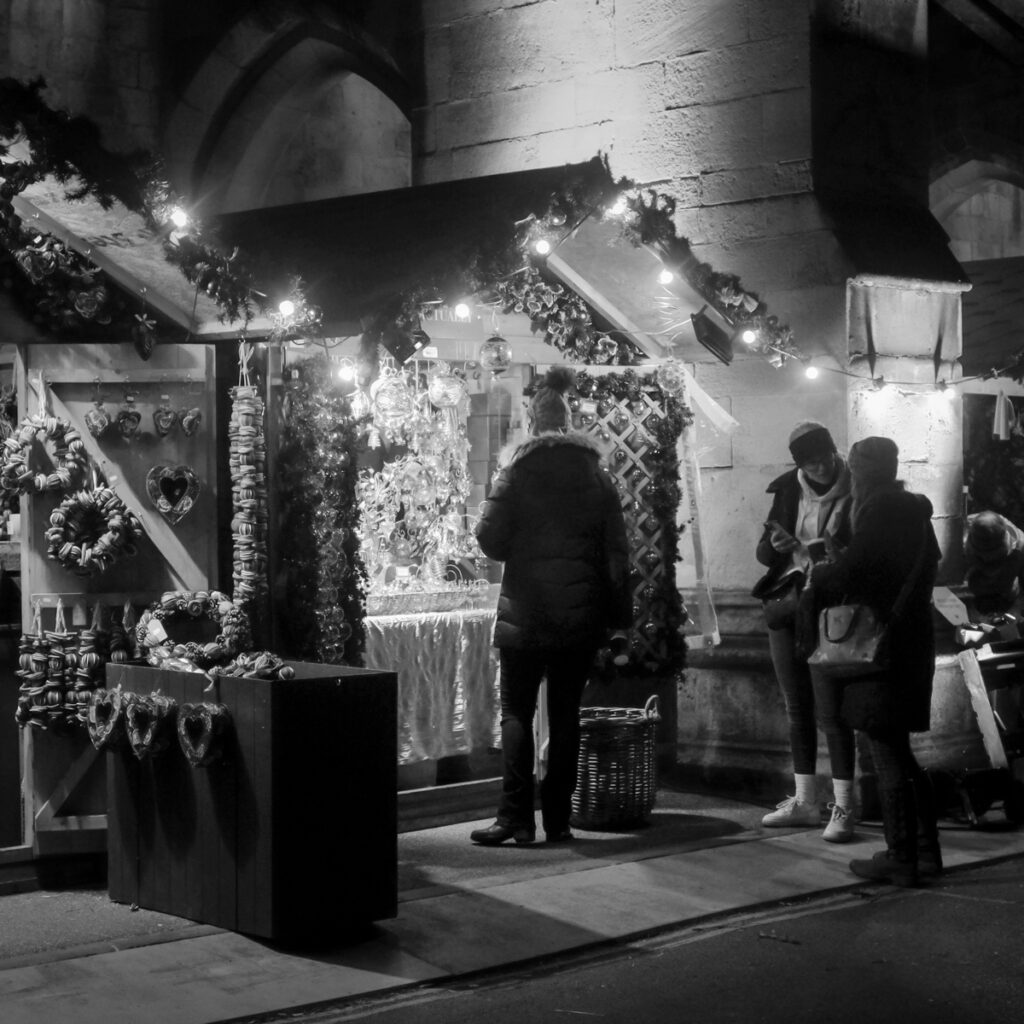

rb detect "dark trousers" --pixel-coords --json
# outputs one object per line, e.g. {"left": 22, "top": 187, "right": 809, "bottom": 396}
{"left": 863, "top": 726, "right": 941, "bottom": 862}
{"left": 497, "top": 646, "right": 593, "bottom": 833}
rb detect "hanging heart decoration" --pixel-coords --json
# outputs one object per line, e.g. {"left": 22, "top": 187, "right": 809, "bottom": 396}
{"left": 84, "top": 403, "right": 111, "bottom": 438}
{"left": 146, "top": 464, "right": 201, "bottom": 525}
{"left": 87, "top": 687, "right": 126, "bottom": 751}
{"left": 125, "top": 692, "right": 178, "bottom": 760}
{"left": 180, "top": 407, "right": 203, "bottom": 437}
{"left": 116, "top": 406, "right": 142, "bottom": 441}
{"left": 176, "top": 701, "right": 231, "bottom": 767}
{"left": 152, "top": 405, "right": 178, "bottom": 438}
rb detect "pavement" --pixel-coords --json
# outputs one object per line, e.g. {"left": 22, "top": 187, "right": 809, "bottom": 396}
{"left": 2, "top": 782, "right": 1024, "bottom": 1024}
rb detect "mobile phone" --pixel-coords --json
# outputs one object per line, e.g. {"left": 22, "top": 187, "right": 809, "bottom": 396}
{"left": 807, "top": 538, "right": 828, "bottom": 563}
{"left": 764, "top": 519, "right": 789, "bottom": 536}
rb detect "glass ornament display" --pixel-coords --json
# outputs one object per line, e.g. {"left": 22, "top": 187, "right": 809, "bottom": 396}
{"left": 370, "top": 373, "right": 415, "bottom": 430}
{"left": 479, "top": 334, "right": 512, "bottom": 376}
{"left": 427, "top": 363, "right": 466, "bottom": 408}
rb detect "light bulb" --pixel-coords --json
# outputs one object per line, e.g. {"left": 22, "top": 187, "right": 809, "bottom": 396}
{"left": 337, "top": 362, "right": 355, "bottom": 382}
{"left": 658, "top": 269, "right": 674, "bottom": 285}
{"left": 608, "top": 196, "right": 627, "bottom": 216}
{"left": 454, "top": 302, "right": 471, "bottom": 319}
{"left": 170, "top": 207, "right": 189, "bottom": 229}
{"left": 278, "top": 299, "right": 295, "bottom": 317}
{"left": 741, "top": 328, "right": 758, "bottom": 345}
{"left": 804, "top": 365, "right": 819, "bottom": 380}
{"left": 534, "top": 238, "right": 552, "bottom": 256}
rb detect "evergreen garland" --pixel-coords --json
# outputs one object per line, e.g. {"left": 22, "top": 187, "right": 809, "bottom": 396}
{"left": 276, "top": 356, "right": 367, "bottom": 665}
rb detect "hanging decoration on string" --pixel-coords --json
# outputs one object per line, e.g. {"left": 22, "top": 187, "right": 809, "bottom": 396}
{"left": 145, "top": 464, "right": 201, "bottom": 525}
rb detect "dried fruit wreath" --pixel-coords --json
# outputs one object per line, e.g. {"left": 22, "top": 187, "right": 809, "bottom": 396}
{"left": 0, "top": 413, "right": 88, "bottom": 494}
{"left": 46, "top": 486, "right": 142, "bottom": 575}
{"left": 136, "top": 590, "right": 250, "bottom": 669}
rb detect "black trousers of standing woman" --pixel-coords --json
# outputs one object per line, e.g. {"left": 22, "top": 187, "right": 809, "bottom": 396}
{"left": 496, "top": 646, "right": 594, "bottom": 834}
{"left": 862, "top": 725, "right": 942, "bottom": 866}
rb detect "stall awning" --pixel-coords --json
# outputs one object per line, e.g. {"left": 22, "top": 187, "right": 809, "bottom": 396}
{"left": 213, "top": 158, "right": 613, "bottom": 335}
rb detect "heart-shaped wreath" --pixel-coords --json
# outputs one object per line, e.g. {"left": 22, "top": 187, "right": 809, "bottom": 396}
{"left": 125, "top": 692, "right": 178, "bottom": 760}
{"left": 145, "top": 464, "right": 200, "bottom": 525}
{"left": 87, "top": 687, "right": 126, "bottom": 751}
{"left": 0, "top": 414, "right": 89, "bottom": 495}
{"left": 176, "top": 702, "right": 231, "bottom": 767}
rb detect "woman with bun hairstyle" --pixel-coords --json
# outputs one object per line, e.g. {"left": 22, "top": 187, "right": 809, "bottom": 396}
{"left": 471, "top": 367, "right": 632, "bottom": 846}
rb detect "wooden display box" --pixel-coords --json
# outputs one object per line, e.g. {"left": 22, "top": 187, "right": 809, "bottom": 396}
{"left": 105, "top": 661, "right": 397, "bottom": 943}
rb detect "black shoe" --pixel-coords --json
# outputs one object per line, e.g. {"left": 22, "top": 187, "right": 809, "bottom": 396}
{"left": 849, "top": 850, "right": 919, "bottom": 887}
{"left": 470, "top": 822, "right": 536, "bottom": 846}
{"left": 545, "top": 829, "right": 574, "bottom": 843}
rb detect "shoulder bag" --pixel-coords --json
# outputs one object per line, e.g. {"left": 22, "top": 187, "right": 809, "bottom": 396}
{"left": 807, "top": 523, "right": 929, "bottom": 679}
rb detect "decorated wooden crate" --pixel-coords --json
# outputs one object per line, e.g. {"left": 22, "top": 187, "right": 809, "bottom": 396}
{"left": 104, "top": 661, "right": 397, "bottom": 943}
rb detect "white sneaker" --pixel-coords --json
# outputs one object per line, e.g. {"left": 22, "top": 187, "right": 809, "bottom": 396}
{"left": 762, "top": 795, "right": 821, "bottom": 828}
{"left": 822, "top": 802, "right": 856, "bottom": 843}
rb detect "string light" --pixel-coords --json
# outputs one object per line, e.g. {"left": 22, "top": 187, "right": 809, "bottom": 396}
{"left": 169, "top": 207, "right": 189, "bottom": 229}
{"left": 278, "top": 299, "right": 295, "bottom": 317}
{"left": 453, "top": 302, "right": 471, "bottom": 319}
{"left": 608, "top": 195, "right": 628, "bottom": 216}
{"left": 533, "top": 238, "right": 552, "bottom": 256}
{"left": 804, "top": 364, "right": 819, "bottom": 380}
{"left": 740, "top": 328, "right": 758, "bottom": 345}
{"left": 658, "top": 268, "right": 674, "bottom": 285}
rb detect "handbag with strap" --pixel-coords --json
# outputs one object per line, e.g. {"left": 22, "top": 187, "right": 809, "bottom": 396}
{"left": 807, "top": 522, "right": 930, "bottom": 679}
{"left": 755, "top": 570, "right": 806, "bottom": 630}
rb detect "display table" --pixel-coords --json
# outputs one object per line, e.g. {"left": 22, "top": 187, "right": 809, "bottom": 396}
{"left": 106, "top": 662, "right": 397, "bottom": 942}
{"left": 365, "top": 607, "right": 500, "bottom": 764}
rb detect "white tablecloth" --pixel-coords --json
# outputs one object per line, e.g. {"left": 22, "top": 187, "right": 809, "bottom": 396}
{"left": 364, "top": 608, "right": 500, "bottom": 764}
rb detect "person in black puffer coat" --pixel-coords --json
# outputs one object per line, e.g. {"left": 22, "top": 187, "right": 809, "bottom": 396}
{"left": 809, "top": 436, "right": 942, "bottom": 887}
{"left": 470, "top": 367, "right": 631, "bottom": 846}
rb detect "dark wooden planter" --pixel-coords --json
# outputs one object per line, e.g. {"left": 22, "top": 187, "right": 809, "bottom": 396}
{"left": 105, "top": 662, "right": 397, "bottom": 943}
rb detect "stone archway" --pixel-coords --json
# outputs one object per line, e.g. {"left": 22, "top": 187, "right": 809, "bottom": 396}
{"left": 162, "top": 5, "right": 413, "bottom": 215}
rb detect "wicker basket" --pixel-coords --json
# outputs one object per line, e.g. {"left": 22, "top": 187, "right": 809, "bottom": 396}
{"left": 571, "top": 695, "right": 660, "bottom": 830}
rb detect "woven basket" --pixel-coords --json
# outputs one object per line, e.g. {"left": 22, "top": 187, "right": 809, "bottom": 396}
{"left": 571, "top": 695, "right": 660, "bottom": 830}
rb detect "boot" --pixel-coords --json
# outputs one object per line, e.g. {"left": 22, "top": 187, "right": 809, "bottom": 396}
{"left": 850, "top": 782, "right": 919, "bottom": 887}
{"left": 913, "top": 769, "right": 944, "bottom": 876}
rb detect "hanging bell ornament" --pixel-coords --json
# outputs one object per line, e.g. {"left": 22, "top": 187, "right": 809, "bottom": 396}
{"left": 479, "top": 334, "right": 512, "bottom": 377}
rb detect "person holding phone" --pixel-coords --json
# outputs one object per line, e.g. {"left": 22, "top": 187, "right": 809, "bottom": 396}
{"left": 753, "top": 421, "right": 856, "bottom": 841}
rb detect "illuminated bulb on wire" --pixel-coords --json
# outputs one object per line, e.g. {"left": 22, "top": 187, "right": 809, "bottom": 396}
{"left": 804, "top": 365, "right": 819, "bottom": 380}
{"left": 337, "top": 362, "right": 356, "bottom": 382}
{"left": 741, "top": 328, "right": 758, "bottom": 345}
{"left": 170, "top": 207, "right": 189, "bottom": 229}
{"left": 454, "top": 302, "right": 471, "bottom": 319}
{"left": 534, "top": 238, "right": 552, "bottom": 256}
{"left": 658, "top": 269, "right": 674, "bottom": 285}
{"left": 278, "top": 299, "right": 295, "bottom": 317}
{"left": 608, "top": 196, "right": 628, "bottom": 216}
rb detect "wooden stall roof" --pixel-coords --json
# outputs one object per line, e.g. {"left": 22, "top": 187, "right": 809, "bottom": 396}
{"left": 13, "top": 179, "right": 274, "bottom": 339}
{"left": 213, "top": 158, "right": 614, "bottom": 336}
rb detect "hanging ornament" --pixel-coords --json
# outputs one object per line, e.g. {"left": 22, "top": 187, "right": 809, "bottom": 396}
{"left": 655, "top": 359, "right": 688, "bottom": 400}
{"left": 146, "top": 464, "right": 201, "bottom": 525}
{"left": 85, "top": 379, "right": 111, "bottom": 438}
{"left": 371, "top": 372, "right": 415, "bottom": 431}
{"left": 116, "top": 390, "right": 142, "bottom": 442}
{"left": 479, "top": 334, "right": 512, "bottom": 376}
{"left": 427, "top": 362, "right": 465, "bottom": 408}
{"left": 152, "top": 393, "right": 178, "bottom": 437}
{"left": 180, "top": 407, "right": 202, "bottom": 437}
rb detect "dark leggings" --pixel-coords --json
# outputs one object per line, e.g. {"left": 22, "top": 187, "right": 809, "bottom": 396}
{"left": 768, "top": 624, "right": 855, "bottom": 779}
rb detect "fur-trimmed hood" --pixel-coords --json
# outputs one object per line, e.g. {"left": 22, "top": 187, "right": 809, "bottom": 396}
{"left": 496, "top": 430, "right": 603, "bottom": 470}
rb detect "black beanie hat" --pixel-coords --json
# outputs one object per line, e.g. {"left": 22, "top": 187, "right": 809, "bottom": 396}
{"left": 788, "top": 421, "right": 837, "bottom": 465}
{"left": 848, "top": 436, "right": 899, "bottom": 483}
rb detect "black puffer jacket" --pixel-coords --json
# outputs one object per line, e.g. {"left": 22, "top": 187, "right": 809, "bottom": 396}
{"left": 811, "top": 484, "right": 941, "bottom": 732}
{"left": 475, "top": 432, "right": 631, "bottom": 650}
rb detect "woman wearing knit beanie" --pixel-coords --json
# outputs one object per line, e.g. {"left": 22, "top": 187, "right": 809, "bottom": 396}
{"left": 471, "top": 367, "right": 632, "bottom": 846}
{"left": 753, "top": 421, "right": 857, "bottom": 841}
{"left": 809, "top": 436, "right": 943, "bottom": 886}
